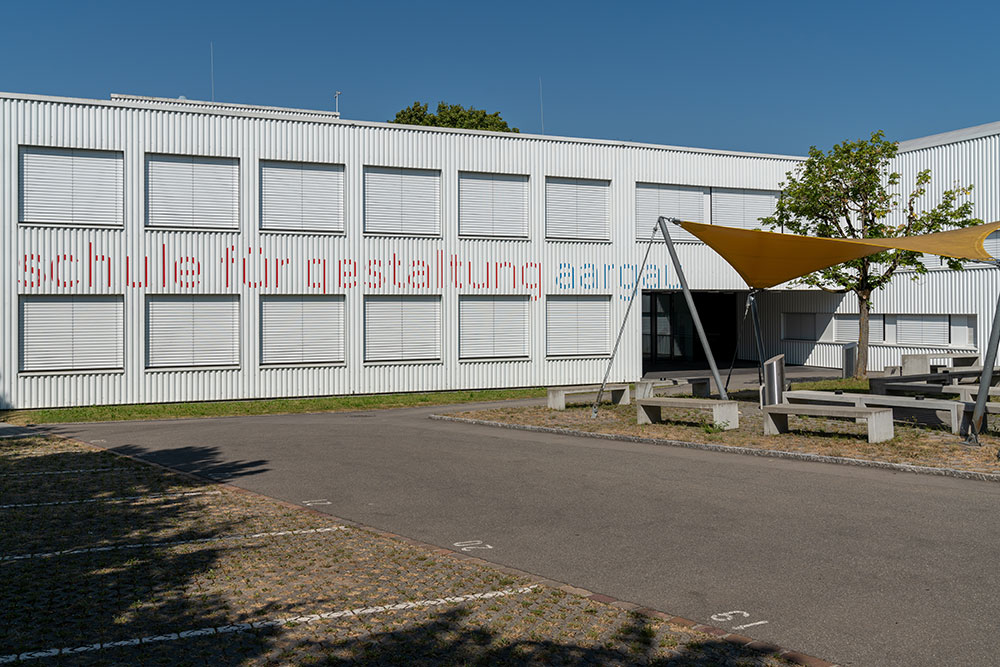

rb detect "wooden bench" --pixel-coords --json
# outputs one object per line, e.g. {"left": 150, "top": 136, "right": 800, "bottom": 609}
{"left": 762, "top": 403, "right": 894, "bottom": 443}
{"left": 635, "top": 377, "right": 711, "bottom": 399}
{"left": 784, "top": 389, "right": 979, "bottom": 435}
{"left": 901, "top": 352, "right": 979, "bottom": 376}
{"left": 547, "top": 384, "right": 630, "bottom": 410}
{"left": 636, "top": 397, "right": 739, "bottom": 430}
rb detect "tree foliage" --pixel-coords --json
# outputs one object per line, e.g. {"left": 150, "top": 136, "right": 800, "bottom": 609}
{"left": 759, "top": 131, "right": 981, "bottom": 376}
{"left": 391, "top": 101, "right": 519, "bottom": 133}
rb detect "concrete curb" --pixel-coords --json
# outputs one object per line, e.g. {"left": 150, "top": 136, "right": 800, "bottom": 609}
{"left": 29, "top": 430, "right": 839, "bottom": 666}
{"left": 429, "top": 414, "right": 1000, "bottom": 484}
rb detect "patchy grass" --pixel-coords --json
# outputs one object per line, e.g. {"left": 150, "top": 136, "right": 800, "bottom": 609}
{"left": 0, "top": 435, "right": 793, "bottom": 665}
{"left": 452, "top": 402, "right": 1000, "bottom": 474}
{"left": 790, "top": 377, "right": 871, "bottom": 393}
{"left": 0, "top": 388, "right": 546, "bottom": 426}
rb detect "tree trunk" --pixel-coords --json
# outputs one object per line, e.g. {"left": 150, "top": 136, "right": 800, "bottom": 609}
{"left": 856, "top": 291, "right": 871, "bottom": 377}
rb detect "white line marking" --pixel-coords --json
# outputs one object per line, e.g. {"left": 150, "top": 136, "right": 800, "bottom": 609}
{"left": 1, "top": 526, "right": 346, "bottom": 562}
{"left": 0, "top": 585, "right": 539, "bottom": 662}
{"left": 302, "top": 499, "right": 331, "bottom": 506}
{"left": 731, "top": 620, "right": 769, "bottom": 631}
{"left": 0, "top": 468, "right": 127, "bottom": 477}
{"left": 0, "top": 490, "right": 223, "bottom": 510}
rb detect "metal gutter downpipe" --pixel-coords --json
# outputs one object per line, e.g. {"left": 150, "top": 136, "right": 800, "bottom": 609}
{"left": 658, "top": 217, "right": 728, "bottom": 401}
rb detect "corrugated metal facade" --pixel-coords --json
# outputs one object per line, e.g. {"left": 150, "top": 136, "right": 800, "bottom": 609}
{"left": 1, "top": 91, "right": 998, "bottom": 408}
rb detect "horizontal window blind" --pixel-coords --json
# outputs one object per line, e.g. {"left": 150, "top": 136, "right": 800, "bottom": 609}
{"left": 20, "top": 147, "right": 124, "bottom": 226}
{"left": 364, "top": 167, "right": 440, "bottom": 235}
{"left": 783, "top": 313, "right": 817, "bottom": 341}
{"left": 459, "top": 296, "right": 530, "bottom": 359}
{"left": 146, "top": 155, "right": 239, "bottom": 229}
{"left": 147, "top": 296, "right": 240, "bottom": 368}
{"left": 261, "top": 296, "right": 345, "bottom": 365}
{"left": 896, "top": 314, "right": 950, "bottom": 346}
{"left": 985, "top": 231, "right": 1000, "bottom": 259}
{"left": 20, "top": 296, "right": 124, "bottom": 372}
{"left": 711, "top": 188, "right": 779, "bottom": 230}
{"left": 364, "top": 296, "right": 441, "bottom": 362}
{"left": 261, "top": 161, "right": 344, "bottom": 232}
{"left": 546, "top": 296, "right": 611, "bottom": 356}
{"left": 545, "top": 177, "right": 610, "bottom": 241}
{"left": 834, "top": 314, "right": 884, "bottom": 343}
{"left": 458, "top": 172, "right": 529, "bottom": 237}
{"left": 635, "top": 183, "right": 706, "bottom": 242}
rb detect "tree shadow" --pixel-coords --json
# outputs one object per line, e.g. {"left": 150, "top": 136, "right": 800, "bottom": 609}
{"left": 309, "top": 607, "right": 784, "bottom": 666}
{"left": 109, "top": 443, "right": 270, "bottom": 483}
{"left": 0, "top": 441, "right": 273, "bottom": 664}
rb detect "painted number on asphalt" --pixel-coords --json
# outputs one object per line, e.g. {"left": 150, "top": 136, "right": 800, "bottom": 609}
{"left": 453, "top": 540, "right": 493, "bottom": 552}
{"left": 711, "top": 610, "right": 769, "bottom": 631}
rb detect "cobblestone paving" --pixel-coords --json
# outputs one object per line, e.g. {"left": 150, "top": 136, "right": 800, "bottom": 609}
{"left": 1, "top": 436, "right": 794, "bottom": 666}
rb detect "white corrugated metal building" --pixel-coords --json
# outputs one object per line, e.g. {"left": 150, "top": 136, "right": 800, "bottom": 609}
{"left": 1, "top": 91, "right": 997, "bottom": 409}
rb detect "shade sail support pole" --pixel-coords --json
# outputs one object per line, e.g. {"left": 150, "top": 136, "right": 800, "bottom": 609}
{"left": 748, "top": 290, "right": 766, "bottom": 387}
{"left": 966, "top": 263, "right": 1000, "bottom": 445}
{"left": 658, "top": 217, "right": 728, "bottom": 401}
{"left": 591, "top": 221, "right": 658, "bottom": 418}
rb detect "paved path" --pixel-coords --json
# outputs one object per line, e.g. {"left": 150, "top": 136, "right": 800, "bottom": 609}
{"left": 48, "top": 403, "right": 1000, "bottom": 666}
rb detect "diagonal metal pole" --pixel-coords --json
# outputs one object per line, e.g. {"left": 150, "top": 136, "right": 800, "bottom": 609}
{"left": 591, "top": 221, "right": 659, "bottom": 418}
{"left": 658, "top": 216, "right": 728, "bottom": 401}
{"left": 748, "top": 290, "right": 766, "bottom": 387}
{"left": 966, "top": 263, "right": 1000, "bottom": 445}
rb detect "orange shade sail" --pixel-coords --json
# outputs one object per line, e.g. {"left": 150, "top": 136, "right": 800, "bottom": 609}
{"left": 676, "top": 220, "right": 1000, "bottom": 289}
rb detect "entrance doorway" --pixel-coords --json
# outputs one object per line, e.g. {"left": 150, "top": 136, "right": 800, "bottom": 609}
{"left": 641, "top": 291, "right": 742, "bottom": 372}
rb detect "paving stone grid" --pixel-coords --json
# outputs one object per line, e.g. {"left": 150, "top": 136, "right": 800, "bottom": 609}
{"left": 1, "top": 434, "right": 835, "bottom": 666}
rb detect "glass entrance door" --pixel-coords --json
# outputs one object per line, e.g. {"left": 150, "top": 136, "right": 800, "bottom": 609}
{"left": 642, "top": 292, "right": 695, "bottom": 368}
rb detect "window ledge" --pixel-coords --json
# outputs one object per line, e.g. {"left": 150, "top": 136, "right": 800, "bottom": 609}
{"left": 459, "top": 356, "right": 530, "bottom": 363}
{"left": 363, "top": 359, "right": 444, "bottom": 367}
{"left": 145, "top": 365, "right": 241, "bottom": 373}
{"left": 259, "top": 228, "right": 346, "bottom": 236}
{"left": 19, "top": 368, "right": 125, "bottom": 377}
{"left": 260, "top": 362, "right": 347, "bottom": 369}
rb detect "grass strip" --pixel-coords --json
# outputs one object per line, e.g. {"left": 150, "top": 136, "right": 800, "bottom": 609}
{"left": 0, "top": 388, "right": 545, "bottom": 425}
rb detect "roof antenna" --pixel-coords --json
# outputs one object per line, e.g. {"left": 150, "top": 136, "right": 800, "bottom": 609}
{"left": 210, "top": 42, "right": 215, "bottom": 102}
{"left": 538, "top": 77, "right": 545, "bottom": 134}
{"left": 334, "top": 91, "right": 342, "bottom": 115}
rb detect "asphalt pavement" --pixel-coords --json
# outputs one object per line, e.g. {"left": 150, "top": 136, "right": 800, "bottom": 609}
{"left": 47, "top": 402, "right": 1000, "bottom": 666}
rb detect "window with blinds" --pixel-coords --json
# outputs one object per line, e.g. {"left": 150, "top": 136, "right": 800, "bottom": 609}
{"left": 146, "top": 155, "right": 240, "bottom": 229}
{"left": 834, "top": 314, "right": 884, "bottom": 343}
{"left": 545, "top": 177, "right": 610, "bottom": 241}
{"left": 545, "top": 295, "right": 611, "bottom": 357}
{"left": 20, "top": 147, "right": 124, "bottom": 226}
{"left": 711, "top": 188, "right": 779, "bottom": 230}
{"left": 364, "top": 296, "right": 441, "bottom": 362}
{"left": 458, "top": 172, "right": 529, "bottom": 237}
{"left": 260, "top": 161, "right": 344, "bottom": 233}
{"left": 260, "top": 296, "right": 345, "bottom": 365}
{"left": 634, "top": 183, "right": 707, "bottom": 242}
{"left": 896, "top": 314, "right": 950, "bottom": 346}
{"left": 782, "top": 313, "right": 817, "bottom": 341}
{"left": 20, "top": 296, "right": 124, "bottom": 372}
{"left": 459, "top": 296, "right": 530, "bottom": 359}
{"left": 146, "top": 295, "right": 240, "bottom": 368}
{"left": 363, "top": 167, "right": 440, "bottom": 236}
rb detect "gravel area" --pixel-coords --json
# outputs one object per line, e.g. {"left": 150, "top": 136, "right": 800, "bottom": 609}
{"left": 1, "top": 436, "right": 794, "bottom": 665}
{"left": 453, "top": 399, "right": 1000, "bottom": 474}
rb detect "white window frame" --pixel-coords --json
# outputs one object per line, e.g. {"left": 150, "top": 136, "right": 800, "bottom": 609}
{"left": 19, "top": 295, "right": 125, "bottom": 373}
{"left": 782, "top": 312, "right": 818, "bottom": 342}
{"left": 19, "top": 146, "right": 125, "bottom": 228}
{"left": 363, "top": 166, "right": 441, "bottom": 237}
{"left": 260, "top": 295, "right": 346, "bottom": 366}
{"left": 458, "top": 171, "right": 530, "bottom": 239}
{"left": 545, "top": 177, "right": 611, "bottom": 242}
{"left": 145, "top": 153, "right": 240, "bottom": 230}
{"left": 545, "top": 295, "right": 612, "bottom": 358}
{"left": 634, "top": 182, "right": 708, "bottom": 243}
{"left": 146, "top": 295, "right": 241, "bottom": 369}
{"left": 259, "top": 160, "right": 345, "bottom": 234}
{"left": 459, "top": 295, "right": 531, "bottom": 360}
{"left": 363, "top": 295, "right": 442, "bottom": 363}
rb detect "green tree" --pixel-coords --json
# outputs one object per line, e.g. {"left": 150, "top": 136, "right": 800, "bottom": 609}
{"left": 391, "top": 101, "right": 519, "bottom": 132}
{"left": 760, "top": 131, "right": 981, "bottom": 377}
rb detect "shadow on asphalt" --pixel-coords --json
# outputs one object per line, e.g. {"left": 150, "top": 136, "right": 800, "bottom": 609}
{"left": 108, "top": 442, "right": 269, "bottom": 483}
{"left": 319, "top": 607, "right": 782, "bottom": 665}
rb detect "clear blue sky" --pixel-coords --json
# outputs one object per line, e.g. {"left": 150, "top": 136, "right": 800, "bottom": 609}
{"left": 3, "top": 0, "right": 998, "bottom": 156}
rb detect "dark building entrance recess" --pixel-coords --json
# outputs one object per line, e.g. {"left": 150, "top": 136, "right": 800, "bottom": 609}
{"left": 641, "top": 291, "right": 743, "bottom": 373}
